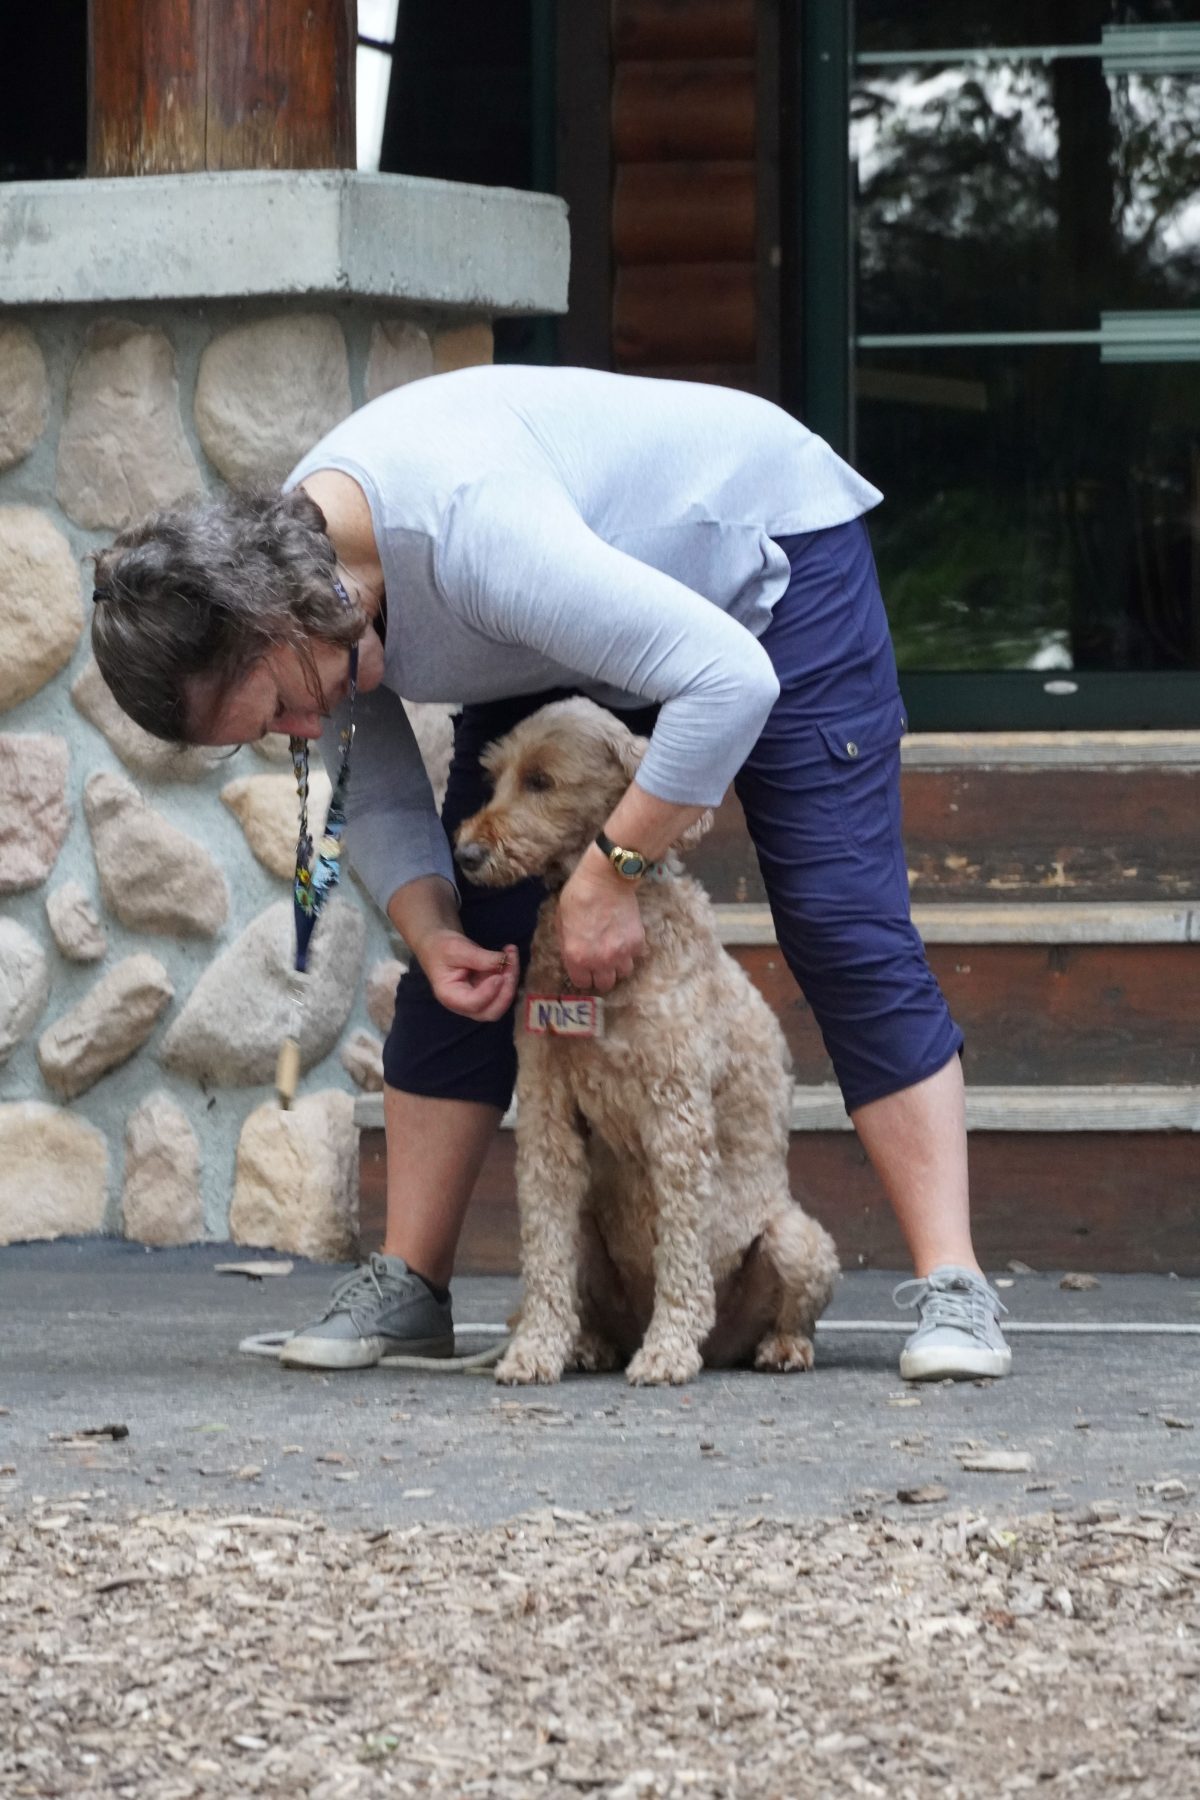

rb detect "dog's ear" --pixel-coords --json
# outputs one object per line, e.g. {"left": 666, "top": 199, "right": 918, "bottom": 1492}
{"left": 608, "top": 726, "right": 649, "bottom": 784}
{"left": 676, "top": 809, "right": 714, "bottom": 850}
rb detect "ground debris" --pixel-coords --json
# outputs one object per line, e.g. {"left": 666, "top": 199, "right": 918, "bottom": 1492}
{"left": 213, "top": 1260, "right": 295, "bottom": 1280}
{"left": 1, "top": 1504, "right": 1196, "bottom": 1797}
{"left": 48, "top": 1423, "right": 130, "bottom": 1444}
{"left": 896, "top": 1483, "right": 949, "bottom": 1505}
{"left": 957, "top": 1449, "right": 1034, "bottom": 1474}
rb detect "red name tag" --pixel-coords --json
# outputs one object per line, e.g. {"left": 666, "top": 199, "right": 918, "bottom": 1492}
{"left": 524, "top": 994, "right": 604, "bottom": 1038}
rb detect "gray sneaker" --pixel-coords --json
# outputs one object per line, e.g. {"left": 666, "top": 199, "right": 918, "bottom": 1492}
{"left": 894, "top": 1265, "right": 1012, "bottom": 1382}
{"left": 280, "top": 1253, "right": 454, "bottom": 1370}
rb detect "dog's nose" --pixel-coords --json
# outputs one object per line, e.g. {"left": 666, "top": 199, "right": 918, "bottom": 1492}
{"left": 456, "top": 840, "right": 488, "bottom": 874}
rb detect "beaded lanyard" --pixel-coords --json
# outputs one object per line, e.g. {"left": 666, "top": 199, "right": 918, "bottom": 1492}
{"left": 275, "top": 588, "right": 359, "bottom": 1107}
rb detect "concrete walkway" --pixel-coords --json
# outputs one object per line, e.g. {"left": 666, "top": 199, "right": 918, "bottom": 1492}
{"left": 1, "top": 1240, "right": 1196, "bottom": 1524}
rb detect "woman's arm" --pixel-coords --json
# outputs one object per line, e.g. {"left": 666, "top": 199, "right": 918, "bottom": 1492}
{"left": 387, "top": 874, "right": 518, "bottom": 1023}
{"left": 438, "top": 475, "right": 773, "bottom": 991}
{"left": 437, "top": 473, "right": 781, "bottom": 814}
{"left": 555, "top": 788, "right": 705, "bottom": 992}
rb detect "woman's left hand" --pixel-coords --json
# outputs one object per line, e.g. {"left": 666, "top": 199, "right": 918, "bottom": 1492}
{"left": 557, "top": 856, "right": 645, "bottom": 992}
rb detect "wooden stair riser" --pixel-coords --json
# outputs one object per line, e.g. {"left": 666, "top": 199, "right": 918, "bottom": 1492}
{"left": 736, "top": 942, "right": 1200, "bottom": 1087}
{"left": 359, "top": 1129, "right": 1200, "bottom": 1277}
{"left": 689, "top": 766, "right": 1200, "bottom": 905}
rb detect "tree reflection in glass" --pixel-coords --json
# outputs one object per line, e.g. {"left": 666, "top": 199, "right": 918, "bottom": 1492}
{"left": 851, "top": 1, "right": 1200, "bottom": 677}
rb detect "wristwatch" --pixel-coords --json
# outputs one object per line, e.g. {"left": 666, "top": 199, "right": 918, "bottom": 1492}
{"left": 595, "top": 830, "right": 649, "bottom": 881}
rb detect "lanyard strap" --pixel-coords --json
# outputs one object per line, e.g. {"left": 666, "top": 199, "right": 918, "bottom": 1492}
{"left": 290, "top": 631, "right": 358, "bottom": 974}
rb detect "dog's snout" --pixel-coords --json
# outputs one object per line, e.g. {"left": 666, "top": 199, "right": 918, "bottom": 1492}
{"left": 456, "top": 840, "right": 488, "bottom": 874}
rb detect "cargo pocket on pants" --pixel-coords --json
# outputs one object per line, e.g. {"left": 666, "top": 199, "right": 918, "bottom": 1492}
{"left": 817, "top": 693, "right": 908, "bottom": 857}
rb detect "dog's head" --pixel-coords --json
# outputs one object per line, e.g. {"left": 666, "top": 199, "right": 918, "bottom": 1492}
{"left": 454, "top": 697, "right": 711, "bottom": 888}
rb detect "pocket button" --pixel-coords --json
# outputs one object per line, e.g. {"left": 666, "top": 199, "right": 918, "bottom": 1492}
{"left": 845, "top": 740, "right": 859, "bottom": 758}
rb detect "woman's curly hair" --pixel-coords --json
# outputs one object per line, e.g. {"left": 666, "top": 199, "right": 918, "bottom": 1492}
{"left": 91, "top": 486, "right": 364, "bottom": 743}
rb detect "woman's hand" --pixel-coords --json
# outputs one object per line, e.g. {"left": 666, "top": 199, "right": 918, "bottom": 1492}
{"left": 420, "top": 930, "right": 520, "bottom": 1022}
{"left": 557, "top": 855, "right": 645, "bottom": 992}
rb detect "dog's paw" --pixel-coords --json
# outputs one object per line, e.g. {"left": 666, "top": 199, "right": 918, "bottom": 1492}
{"left": 572, "top": 1331, "right": 622, "bottom": 1373}
{"left": 495, "top": 1337, "right": 567, "bottom": 1386}
{"left": 754, "top": 1332, "right": 815, "bottom": 1373}
{"left": 626, "top": 1340, "right": 703, "bottom": 1386}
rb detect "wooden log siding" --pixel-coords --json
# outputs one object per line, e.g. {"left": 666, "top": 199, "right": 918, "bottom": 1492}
{"left": 614, "top": 264, "right": 758, "bottom": 366}
{"left": 88, "top": 0, "right": 355, "bottom": 176}
{"left": 610, "top": 1, "right": 760, "bottom": 384}
{"left": 611, "top": 64, "right": 757, "bottom": 161}
{"left": 611, "top": 0, "right": 756, "bottom": 61}
{"left": 613, "top": 164, "right": 756, "bottom": 264}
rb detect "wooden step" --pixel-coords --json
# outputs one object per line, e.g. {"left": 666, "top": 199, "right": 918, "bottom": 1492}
{"left": 357, "top": 1085, "right": 1200, "bottom": 1276}
{"left": 723, "top": 903, "right": 1200, "bottom": 1086}
{"left": 354, "top": 1084, "right": 1200, "bottom": 1137}
{"left": 689, "top": 732, "right": 1200, "bottom": 906}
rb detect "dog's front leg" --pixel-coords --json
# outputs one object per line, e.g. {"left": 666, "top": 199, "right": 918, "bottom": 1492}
{"left": 495, "top": 1055, "right": 587, "bottom": 1386}
{"left": 626, "top": 1079, "right": 717, "bottom": 1387}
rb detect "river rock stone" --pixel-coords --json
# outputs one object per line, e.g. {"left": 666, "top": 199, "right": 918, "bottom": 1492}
{"left": 366, "top": 957, "right": 407, "bottom": 1034}
{"left": 122, "top": 1091, "right": 203, "bottom": 1246}
{"left": 84, "top": 769, "right": 229, "bottom": 938}
{"left": 37, "top": 953, "right": 173, "bottom": 1100}
{"left": 0, "top": 325, "right": 49, "bottom": 471}
{"left": 0, "top": 1103, "right": 108, "bottom": 1244}
{"left": 71, "top": 659, "right": 228, "bottom": 782}
{"left": 231, "top": 1089, "right": 358, "bottom": 1260}
{"left": 0, "top": 508, "right": 84, "bottom": 713}
{"left": 365, "top": 319, "right": 434, "bottom": 399}
{"left": 195, "top": 314, "right": 352, "bottom": 486}
{"left": 221, "top": 769, "right": 330, "bottom": 881}
{"left": 56, "top": 321, "right": 203, "bottom": 529}
{"left": 45, "top": 882, "right": 108, "bottom": 962}
{"left": 0, "top": 733, "right": 70, "bottom": 894}
{"left": 405, "top": 699, "right": 455, "bottom": 809}
{"left": 160, "top": 897, "right": 364, "bottom": 1087}
{"left": 433, "top": 320, "right": 494, "bottom": 373}
{"left": 0, "top": 919, "right": 50, "bottom": 1062}
{"left": 341, "top": 1028, "right": 384, "bottom": 1092}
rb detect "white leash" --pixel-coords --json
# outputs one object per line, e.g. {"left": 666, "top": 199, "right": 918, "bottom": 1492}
{"left": 817, "top": 1319, "right": 1200, "bottom": 1336}
{"left": 238, "top": 1324, "right": 511, "bottom": 1370}
{"left": 238, "top": 1316, "right": 1200, "bottom": 1370}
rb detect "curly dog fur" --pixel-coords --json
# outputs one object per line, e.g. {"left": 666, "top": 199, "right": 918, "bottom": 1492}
{"left": 456, "top": 698, "right": 840, "bottom": 1386}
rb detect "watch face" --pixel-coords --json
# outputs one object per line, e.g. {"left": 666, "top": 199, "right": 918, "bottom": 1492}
{"left": 616, "top": 850, "right": 646, "bottom": 879}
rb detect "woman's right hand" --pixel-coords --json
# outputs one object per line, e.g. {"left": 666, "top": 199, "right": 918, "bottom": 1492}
{"left": 420, "top": 929, "right": 520, "bottom": 1022}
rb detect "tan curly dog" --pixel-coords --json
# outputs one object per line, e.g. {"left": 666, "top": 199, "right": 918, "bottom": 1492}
{"left": 455, "top": 698, "right": 840, "bottom": 1386}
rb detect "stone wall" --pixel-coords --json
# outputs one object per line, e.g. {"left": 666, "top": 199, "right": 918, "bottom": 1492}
{"left": 0, "top": 300, "right": 489, "bottom": 1252}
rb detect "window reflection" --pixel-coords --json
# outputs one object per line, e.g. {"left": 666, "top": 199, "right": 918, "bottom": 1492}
{"left": 851, "top": 3, "right": 1200, "bottom": 676}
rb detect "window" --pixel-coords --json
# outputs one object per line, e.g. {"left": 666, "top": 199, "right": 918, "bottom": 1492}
{"left": 830, "top": 2, "right": 1200, "bottom": 723}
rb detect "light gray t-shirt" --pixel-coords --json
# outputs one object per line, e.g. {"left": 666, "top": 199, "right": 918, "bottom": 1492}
{"left": 284, "top": 364, "right": 881, "bottom": 914}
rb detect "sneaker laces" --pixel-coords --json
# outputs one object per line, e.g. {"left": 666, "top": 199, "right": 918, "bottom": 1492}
{"left": 325, "top": 1253, "right": 401, "bottom": 1327}
{"left": 892, "top": 1271, "right": 1008, "bottom": 1332}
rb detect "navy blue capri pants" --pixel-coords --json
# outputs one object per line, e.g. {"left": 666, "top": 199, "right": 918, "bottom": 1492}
{"left": 383, "top": 517, "right": 963, "bottom": 1114}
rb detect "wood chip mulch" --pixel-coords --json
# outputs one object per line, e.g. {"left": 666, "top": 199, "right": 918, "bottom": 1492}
{"left": 1, "top": 1502, "right": 1197, "bottom": 1797}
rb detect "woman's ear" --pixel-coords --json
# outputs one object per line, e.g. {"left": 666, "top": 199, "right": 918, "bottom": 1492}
{"left": 677, "top": 809, "right": 714, "bottom": 850}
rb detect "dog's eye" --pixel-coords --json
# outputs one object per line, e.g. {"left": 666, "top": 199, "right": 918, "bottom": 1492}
{"left": 522, "top": 768, "right": 554, "bottom": 793}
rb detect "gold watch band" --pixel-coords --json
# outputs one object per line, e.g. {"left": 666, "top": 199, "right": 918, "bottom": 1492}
{"left": 595, "top": 830, "right": 649, "bottom": 880}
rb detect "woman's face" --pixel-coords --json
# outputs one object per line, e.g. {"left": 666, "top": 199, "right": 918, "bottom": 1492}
{"left": 187, "top": 638, "right": 353, "bottom": 746}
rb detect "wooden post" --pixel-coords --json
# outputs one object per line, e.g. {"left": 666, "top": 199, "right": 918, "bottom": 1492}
{"left": 88, "top": 0, "right": 355, "bottom": 176}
